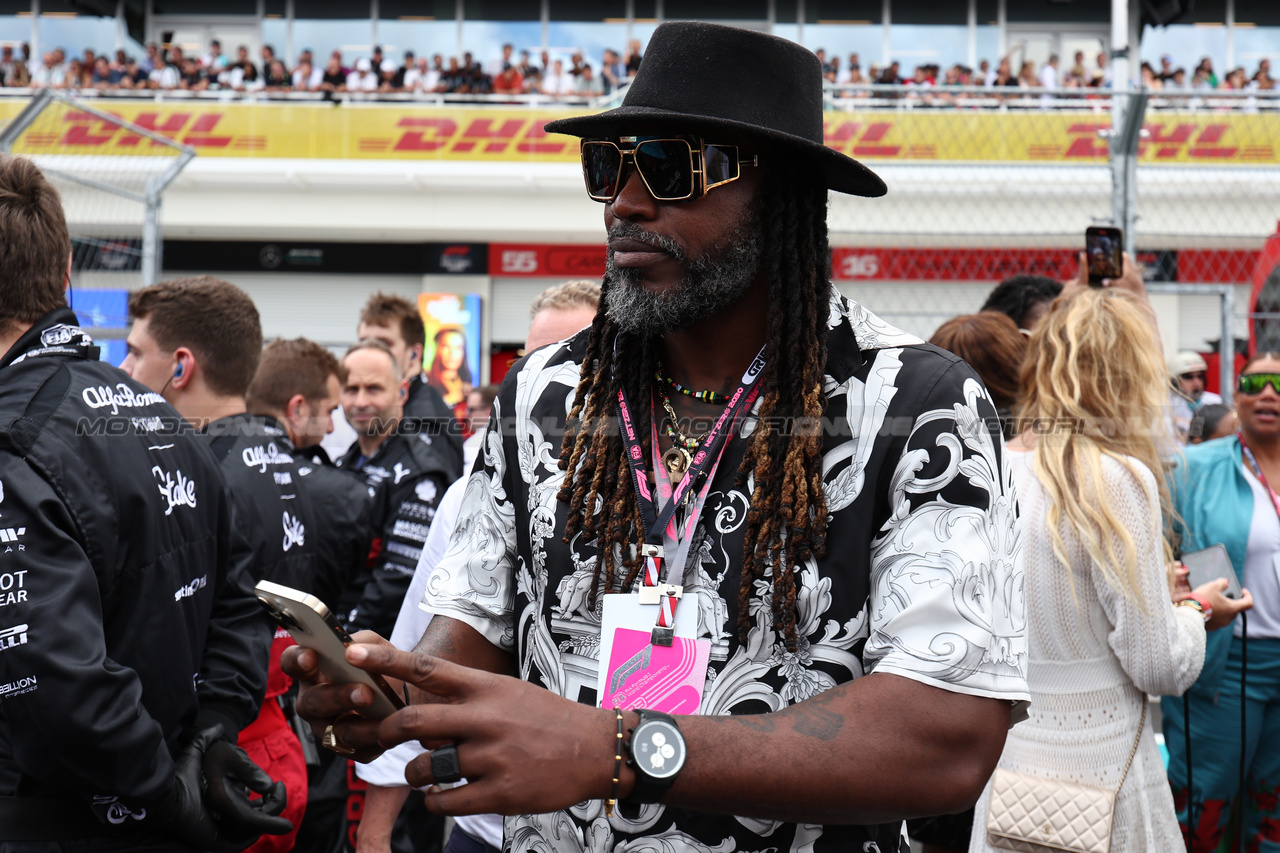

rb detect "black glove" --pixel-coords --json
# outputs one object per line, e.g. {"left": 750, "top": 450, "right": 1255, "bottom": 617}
{"left": 149, "top": 724, "right": 291, "bottom": 853}
{"left": 203, "top": 736, "right": 292, "bottom": 839}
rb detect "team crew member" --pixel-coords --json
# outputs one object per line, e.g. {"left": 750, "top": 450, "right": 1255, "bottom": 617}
{"left": 290, "top": 24, "right": 1026, "bottom": 853}
{"left": 124, "top": 277, "right": 320, "bottom": 853}
{"left": 0, "top": 156, "right": 288, "bottom": 850}
{"left": 246, "top": 338, "right": 378, "bottom": 853}
{"left": 358, "top": 294, "right": 464, "bottom": 480}
{"left": 336, "top": 339, "right": 455, "bottom": 638}
{"left": 247, "top": 338, "right": 375, "bottom": 609}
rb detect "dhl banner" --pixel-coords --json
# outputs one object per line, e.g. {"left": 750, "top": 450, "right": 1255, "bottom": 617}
{"left": 1, "top": 99, "right": 1276, "bottom": 164}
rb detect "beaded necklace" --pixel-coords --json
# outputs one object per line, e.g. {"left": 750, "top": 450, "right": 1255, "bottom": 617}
{"left": 654, "top": 362, "right": 730, "bottom": 405}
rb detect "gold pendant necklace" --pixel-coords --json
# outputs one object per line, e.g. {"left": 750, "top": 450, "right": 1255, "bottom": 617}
{"left": 660, "top": 393, "right": 701, "bottom": 485}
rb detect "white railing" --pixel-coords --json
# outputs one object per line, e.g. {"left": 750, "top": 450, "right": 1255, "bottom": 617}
{"left": 823, "top": 83, "right": 1280, "bottom": 112}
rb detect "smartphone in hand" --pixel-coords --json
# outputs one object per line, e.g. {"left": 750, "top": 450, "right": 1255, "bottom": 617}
{"left": 1181, "top": 544, "right": 1243, "bottom": 600}
{"left": 1086, "top": 226, "right": 1124, "bottom": 286}
{"left": 255, "top": 580, "right": 406, "bottom": 718}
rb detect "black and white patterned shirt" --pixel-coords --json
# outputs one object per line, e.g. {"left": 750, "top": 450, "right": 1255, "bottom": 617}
{"left": 425, "top": 291, "right": 1028, "bottom": 853}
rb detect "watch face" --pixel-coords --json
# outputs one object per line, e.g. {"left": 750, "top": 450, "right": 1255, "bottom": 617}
{"left": 634, "top": 719, "right": 686, "bottom": 780}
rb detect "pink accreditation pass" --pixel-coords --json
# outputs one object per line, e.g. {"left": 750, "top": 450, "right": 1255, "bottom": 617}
{"left": 597, "top": 591, "right": 711, "bottom": 713}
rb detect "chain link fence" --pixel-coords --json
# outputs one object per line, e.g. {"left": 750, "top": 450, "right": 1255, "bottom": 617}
{"left": 819, "top": 84, "right": 1280, "bottom": 399}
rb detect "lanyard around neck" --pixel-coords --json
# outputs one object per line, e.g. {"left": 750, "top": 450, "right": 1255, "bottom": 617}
{"left": 1238, "top": 430, "right": 1280, "bottom": 523}
{"left": 615, "top": 345, "right": 766, "bottom": 644}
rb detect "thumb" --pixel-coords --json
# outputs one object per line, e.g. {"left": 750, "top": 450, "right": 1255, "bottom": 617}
{"left": 1210, "top": 577, "right": 1230, "bottom": 593}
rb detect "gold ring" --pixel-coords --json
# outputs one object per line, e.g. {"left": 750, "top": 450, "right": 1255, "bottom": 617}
{"left": 322, "top": 722, "right": 357, "bottom": 756}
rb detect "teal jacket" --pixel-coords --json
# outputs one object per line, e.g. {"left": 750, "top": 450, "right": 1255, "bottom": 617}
{"left": 1169, "top": 434, "right": 1250, "bottom": 697}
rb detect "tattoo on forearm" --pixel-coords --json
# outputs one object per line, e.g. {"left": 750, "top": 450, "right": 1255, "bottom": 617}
{"left": 734, "top": 714, "right": 776, "bottom": 733}
{"left": 791, "top": 704, "right": 843, "bottom": 742}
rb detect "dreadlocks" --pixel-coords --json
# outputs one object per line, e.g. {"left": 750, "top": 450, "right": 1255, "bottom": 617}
{"left": 555, "top": 156, "right": 832, "bottom": 651}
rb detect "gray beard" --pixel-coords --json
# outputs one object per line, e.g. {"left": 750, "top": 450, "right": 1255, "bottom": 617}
{"left": 603, "top": 212, "right": 763, "bottom": 335}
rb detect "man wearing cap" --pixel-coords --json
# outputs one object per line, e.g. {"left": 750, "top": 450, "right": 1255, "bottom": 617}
{"left": 1170, "top": 351, "right": 1224, "bottom": 445}
{"left": 287, "top": 22, "right": 1026, "bottom": 853}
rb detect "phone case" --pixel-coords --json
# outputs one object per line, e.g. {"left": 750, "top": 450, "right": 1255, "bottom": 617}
{"left": 254, "top": 580, "right": 405, "bottom": 718}
{"left": 1182, "top": 544, "right": 1243, "bottom": 600}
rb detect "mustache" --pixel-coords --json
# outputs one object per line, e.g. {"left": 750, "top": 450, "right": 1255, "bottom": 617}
{"left": 606, "top": 223, "right": 687, "bottom": 262}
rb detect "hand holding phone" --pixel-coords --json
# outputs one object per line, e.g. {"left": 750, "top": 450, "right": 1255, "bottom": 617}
{"left": 1086, "top": 226, "right": 1124, "bottom": 286}
{"left": 255, "top": 580, "right": 405, "bottom": 719}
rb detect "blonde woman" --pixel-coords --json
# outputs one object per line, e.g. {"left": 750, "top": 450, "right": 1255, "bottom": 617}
{"left": 970, "top": 282, "right": 1251, "bottom": 852}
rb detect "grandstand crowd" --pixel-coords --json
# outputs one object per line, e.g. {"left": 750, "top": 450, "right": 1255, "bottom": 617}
{"left": 0, "top": 36, "right": 1274, "bottom": 99}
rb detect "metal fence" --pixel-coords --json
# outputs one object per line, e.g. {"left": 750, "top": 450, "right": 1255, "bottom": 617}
{"left": 820, "top": 85, "right": 1280, "bottom": 395}
{"left": 0, "top": 89, "right": 195, "bottom": 291}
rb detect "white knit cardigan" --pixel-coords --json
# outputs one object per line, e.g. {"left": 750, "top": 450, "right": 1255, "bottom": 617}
{"left": 970, "top": 451, "right": 1206, "bottom": 853}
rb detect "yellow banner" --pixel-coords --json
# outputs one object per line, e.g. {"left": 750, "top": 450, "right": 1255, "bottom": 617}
{"left": 1, "top": 99, "right": 1276, "bottom": 164}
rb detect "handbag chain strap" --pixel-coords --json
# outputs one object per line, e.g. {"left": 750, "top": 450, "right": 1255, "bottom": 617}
{"left": 1115, "top": 697, "right": 1148, "bottom": 792}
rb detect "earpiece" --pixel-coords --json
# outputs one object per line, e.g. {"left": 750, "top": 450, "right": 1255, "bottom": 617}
{"left": 174, "top": 363, "right": 183, "bottom": 378}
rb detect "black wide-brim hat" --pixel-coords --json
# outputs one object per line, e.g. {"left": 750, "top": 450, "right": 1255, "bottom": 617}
{"left": 544, "top": 21, "right": 886, "bottom": 198}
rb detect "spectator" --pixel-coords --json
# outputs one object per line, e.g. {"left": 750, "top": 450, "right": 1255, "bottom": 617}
{"left": 1159, "top": 53, "right": 1176, "bottom": 83}
{"left": 1258, "top": 57, "right": 1274, "bottom": 88}
{"left": 1069, "top": 50, "right": 1086, "bottom": 80}
{"left": 1189, "top": 402, "right": 1236, "bottom": 444}
{"left": 1222, "top": 66, "right": 1247, "bottom": 89}
{"left": 978, "top": 57, "right": 994, "bottom": 85}
{"left": 929, "top": 311, "right": 1027, "bottom": 436}
{"left": 295, "top": 47, "right": 314, "bottom": 72}
{"left": 121, "top": 55, "right": 144, "bottom": 89}
{"left": 1141, "top": 61, "right": 1163, "bottom": 90}
{"left": 149, "top": 50, "right": 180, "bottom": 89}
{"left": 2, "top": 44, "right": 29, "bottom": 86}
{"left": 1169, "top": 351, "right": 1223, "bottom": 445}
{"left": 179, "top": 56, "right": 209, "bottom": 91}
{"left": 376, "top": 58, "right": 398, "bottom": 92}
{"left": 202, "top": 38, "right": 228, "bottom": 70}
{"left": 601, "top": 47, "right": 623, "bottom": 93}
{"left": 347, "top": 57, "right": 377, "bottom": 92}
{"left": 110, "top": 47, "right": 126, "bottom": 72}
{"left": 1170, "top": 67, "right": 1187, "bottom": 89}
{"left": 224, "top": 43, "right": 258, "bottom": 89}
{"left": 516, "top": 49, "right": 537, "bottom": 86}
{"left": 574, "top": 62, "right": 602, "bottom": 96}
{"left": 878, "top": 60, "right": 901, "bottom": 84}
{"left": 541, "top": 58, "right": 574, "bottom": 96}
{"left": 992, "top": 57, "right": 1016, "bottom": 87}
{"left": 401, "top": 56, "right": 426, "bottom": 92}
{"left": 492, "top": 61, "right": 524, "bottom": 96}
{"left": 1162, "top": 352, "right": 1280, "bottom": 852}
{"left": 292, "top": 58, "right": 321, "bottom": 91}
{"left": 263, "top": 58, "right": 290, "bottom": 90}
{"left": 1196, "top": 56, "right": 1219, "bottom": 88}
{"left": 87, "top": 54, "right": 113, "bottom": 87}
{"left": 1193, "top": 64, "right": 1214, "bottom": 90}
{"left": 140, "top": 40, "right": 160, "bottom": 74}
{"left": 261, "top": 43, "right": 279, "bottom": 74}
{"left": 486, "top": 42, "right": 513, "bottom": 78}
{"left": 624, "top": 37, "right": 642, "bottom": 76}
{"left": 1039, "top": 53, "right": 1059, "bottom": 89}
{"left": 30, "top": 50, "right": 66, "bottom": 88}
{"left": 970, "top": 279, "right": 1247, "bottom": 853}
{"left": 1094, "top": 51, "right": 1112, "bottom": 87}
{"left": 462, "top": 50, "right": 476, "bottom": 73}
{"left": 981, "top": 274, "right": 1063, "bottom": 332}
{"left": 392, "top": 50, "right": 413, "bottom": 89}
{"left": 318, "top": 54, "right": 345, "bottom": 92}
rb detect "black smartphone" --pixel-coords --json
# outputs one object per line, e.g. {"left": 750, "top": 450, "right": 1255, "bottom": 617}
{"left": 1086, "top": 226, "right": 1123, "bottom": 286}
{"left": 255, "top": 580, "right": 406, "bottom": 718}
{"left": 1182, "top": 544, "right": 1243, "bottom": 600}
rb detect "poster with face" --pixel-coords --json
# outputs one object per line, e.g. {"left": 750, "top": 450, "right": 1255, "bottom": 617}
{"left": 418, "top": 293, "right": 482, "bottom": 408}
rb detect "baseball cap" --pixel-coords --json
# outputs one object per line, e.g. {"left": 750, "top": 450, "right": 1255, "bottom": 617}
{"left": 1169, "top": 351, "right": 1208, "bottom": 377}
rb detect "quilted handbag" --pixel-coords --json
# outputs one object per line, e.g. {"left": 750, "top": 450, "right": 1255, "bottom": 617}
{"left": 986, "top": 700, "right": 1146, "bottom": 853}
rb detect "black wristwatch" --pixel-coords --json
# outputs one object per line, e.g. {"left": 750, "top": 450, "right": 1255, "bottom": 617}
{"left": 623, "top": 709, "right": 687, "bottom": 804}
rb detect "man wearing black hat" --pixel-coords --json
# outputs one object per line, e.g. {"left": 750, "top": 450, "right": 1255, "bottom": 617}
{"left": 287, "top": 22, "right": 1027, "bottom": 853}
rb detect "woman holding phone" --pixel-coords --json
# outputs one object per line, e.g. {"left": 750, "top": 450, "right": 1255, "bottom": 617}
{"left": 970, "top": 275, "right": 1250, "bottom": 853}
{"left": 1163, "top": 352, "right": 1280, "bottom": 852}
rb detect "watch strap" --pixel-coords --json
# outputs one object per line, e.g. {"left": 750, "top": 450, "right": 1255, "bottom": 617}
{"left": 623, "top": 709, "right": 683, "bottom": 805}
